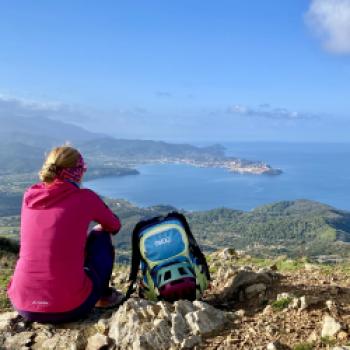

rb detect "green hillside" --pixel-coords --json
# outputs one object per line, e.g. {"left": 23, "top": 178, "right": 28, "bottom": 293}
{"left": 186, "top": 200, "right": 350, "bottom": 258}
{"left": 1, "top": 178, "right": 349, "bottom": 261}
{"left": 79, "top": 137, "right": 225, "bottom": 161}
{"left": 107, "top": 199, "right": 350, "bottom": 261}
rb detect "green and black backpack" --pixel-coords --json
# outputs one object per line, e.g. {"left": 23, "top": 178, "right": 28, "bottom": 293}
{"left": 125, "top": 212, "right": 210, "bottom": 302}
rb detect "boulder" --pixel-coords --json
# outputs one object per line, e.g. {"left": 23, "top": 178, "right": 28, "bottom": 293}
{"left": 220, "top": 270, "right": 273, "bottom": 301}
{"left": 321, "top": 315, "right": 342, "bottom": 338}
{"left": 86, "top": 333, "right": 112, "bottom": 350}
{"left": 4, "top": 331, "right": 34, "bottom": 349}
{"left": 174, "top": 299, "right": 195, "bottom": 317}
{"left": 157, "top": 300, "right": 174, "bottom": 320}
{"left": 180, "top": 335, "right": 202, "bottom": 349}
{"left": 133, "top": 319, "right": 172, "bottom": 350}
{"left": 0, "top": 311, "right": 18, "bottom": 332}
{"left": 245, "top": 282, "right": 267, "bottom": 299}
{"left": 32, "top": 330, "right": 85, "bottom": 350}
{"left": 171, "top": 312, "right": 189, "bottom": 344}
{"left": 185, "top": 302, "right": 229, "bottom": 336}
{"left": 108, "top": 297, "right": 230, "bottom": 349}
{"left": 300, "top": 295, "right": 323, "bottom": 310}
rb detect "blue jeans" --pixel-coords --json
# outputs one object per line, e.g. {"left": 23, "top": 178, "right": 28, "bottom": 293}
{"left": 17, "top": 230, "right": 115, "bottom": 323}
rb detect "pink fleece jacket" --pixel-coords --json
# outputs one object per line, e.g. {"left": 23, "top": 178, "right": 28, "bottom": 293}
{"left": 7, "top": 179, "right": 121, "bottom": 313}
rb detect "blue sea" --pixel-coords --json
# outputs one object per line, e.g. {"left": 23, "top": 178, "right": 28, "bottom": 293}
{"left": 84, "top": 142, "right": 350, "bottom": 212}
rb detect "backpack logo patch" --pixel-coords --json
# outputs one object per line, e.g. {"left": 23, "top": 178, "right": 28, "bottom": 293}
{"left": 154, "top": 237, "right": 171, "bottom": 246}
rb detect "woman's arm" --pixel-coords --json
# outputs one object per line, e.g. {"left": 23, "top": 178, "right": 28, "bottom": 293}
{"left": 87, "top": 190, "right": 121, "bottom": 234}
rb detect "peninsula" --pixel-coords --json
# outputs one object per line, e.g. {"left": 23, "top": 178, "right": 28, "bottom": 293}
{"left": 157, "top": 157, "right": 282, "bottom": 175}
{"left": 79, "top": 138, "right": 283, "bottom": 176}
{"left": 0, "top": 115, "right": 282, "bottom": 177}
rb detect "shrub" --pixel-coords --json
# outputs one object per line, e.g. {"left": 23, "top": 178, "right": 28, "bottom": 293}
{"left": 271, "top": 297, "right": 292, "bottom": 310}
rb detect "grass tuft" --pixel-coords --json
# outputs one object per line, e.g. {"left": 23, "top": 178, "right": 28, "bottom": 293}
{"left": 271, "top": 297, "right": 292, "bottom": 310}
{"left": 293, "top": 343, "right": 314, "bottom": 350}
{"left": 292, "top": 343, "right": 313, "bottom": 350}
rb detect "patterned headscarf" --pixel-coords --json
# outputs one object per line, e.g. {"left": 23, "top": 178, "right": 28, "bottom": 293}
{"left": 57, "top": 154, "right": 87, "bottom": 183}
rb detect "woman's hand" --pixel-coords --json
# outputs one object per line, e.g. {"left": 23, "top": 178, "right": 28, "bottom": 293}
{"left": 92, "top": 224, "right": 103, "bottom": 231}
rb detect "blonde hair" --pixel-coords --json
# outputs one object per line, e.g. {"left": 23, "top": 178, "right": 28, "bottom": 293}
{"left": 39, "top": 146, "right": 81, "bottom": 183}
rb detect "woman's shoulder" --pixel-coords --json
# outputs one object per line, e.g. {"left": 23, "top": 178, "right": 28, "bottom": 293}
{"left": 79, "top": 188, "right": 102, "bottom": 201}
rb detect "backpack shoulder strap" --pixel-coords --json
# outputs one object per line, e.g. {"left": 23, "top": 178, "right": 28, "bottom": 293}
{"left": 125, "top": 219, "right": 144, "bottom": 299}
{"left": 125, "top": 215, "right": 165, "bottom": 299}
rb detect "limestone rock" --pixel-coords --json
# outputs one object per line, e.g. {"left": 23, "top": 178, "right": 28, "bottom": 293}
{"left": 33, "top": 330, "right": 85, "bottom": 350}
{"left": 2, "top": 249, "right": 349, "bottom": 350}
{"left": 157, "top": 300, "right": 174, "bottom": 320}
{"left": 4, "top": 331, "right": 34, "bottom": 349}
{"left": 266, "top": 341, "right": 286, "bottom": 350}
{"left": 326, "top": 300, "right": 338, "bottom": 313}
{"left": 174, "top": 299, "right": 195, "bottom": 316}
{"left": 95, "top": 318, "right": 110, "bottom": 335}
{"left": 266, "top": 342, "right": 278, "bottom": 350}
{"left": 337, "top": 331, "right": 348, "bottom": 341}
{"left": 321, "top": 314, "right": 342, "bottom": 338}
{"left": 133, "top": 319, "right": 172, "bottom": 350}
{"left": 108, "top": 298, "right": 174, "bottom": 350}
{"left": 180, "top": 335, "right": 202, "bottom": 349}
{"left": 245, "top": 283, "right": 267, "bottom": 299}
{"left": 108, "top": 297, "right": 231, "bottom": 349}
{"left": 185, "top": 305, "right": 229, "bottom": 336}
{"left": 86, "top": 333, "right": 111, "bottom": 350}
{"left": 299, "top": 295, "right": 323, "bottom": 310}
{"left": 290, "top": 297, "right": 300, "bottom": 309}
{"left": 307, "top": 330, "right": 318, "bottom": 343}
{"left": 171, "top": 312, "right": 189, "bottom": 344}
{"left": 0, "top": 311, "right": 18, "bottom": 332}
{"left": 220, "top": 270, "right": 273, "bottom": 301}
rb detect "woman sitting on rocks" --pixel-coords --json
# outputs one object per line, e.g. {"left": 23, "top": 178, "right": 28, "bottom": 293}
{"left": 7, "top": 146, "right": 123, "bottom": 323}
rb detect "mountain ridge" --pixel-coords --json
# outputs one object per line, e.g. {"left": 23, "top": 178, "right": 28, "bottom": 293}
{"left": 0, "top": 114, "right": 280, "bottom": 175}
{"left": 1, "top": 193, "right": 350, "bottom": 260}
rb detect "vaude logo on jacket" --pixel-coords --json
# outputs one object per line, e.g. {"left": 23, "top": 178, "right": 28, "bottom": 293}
{"left": 32, "top": 300, "right": 49, "bottom": 305}
{"left": 154, "top": 237, "right": 171, "bottom": 246}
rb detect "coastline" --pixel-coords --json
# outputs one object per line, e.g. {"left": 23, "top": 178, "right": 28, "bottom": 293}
{"left": 129, "top": 158, "right": 283, "bottom": 176}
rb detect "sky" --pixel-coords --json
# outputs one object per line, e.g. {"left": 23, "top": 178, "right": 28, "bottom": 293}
{"left": 0, "top": 0, "right": 350, "bottom": 142}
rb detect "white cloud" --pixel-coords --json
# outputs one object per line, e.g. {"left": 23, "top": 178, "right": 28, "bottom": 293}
{"left": 0, "top": 95, "right": 103, "bottom": 125}
{"left": 0, "top": 94, "right": 154, "bottom": 138}
{"left": 226, "top": 104, "right": 315, "bottom": 120}
{"left": 227, "top": 104, "right": 248, "bottom": 114}
{"left": 305, "top": 0, "right": 350, "bottom": 54}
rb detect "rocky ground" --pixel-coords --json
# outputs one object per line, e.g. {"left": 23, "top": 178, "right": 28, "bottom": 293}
{"left": 0, "top": 249, "right": 349, "bottom": 349}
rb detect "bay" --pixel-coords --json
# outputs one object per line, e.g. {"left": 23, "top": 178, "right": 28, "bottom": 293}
{"left": 84, "top": 142, "right": 350, "bottom": 211}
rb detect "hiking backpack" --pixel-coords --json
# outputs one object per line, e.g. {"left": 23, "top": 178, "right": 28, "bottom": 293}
{"left": 125, "top": 212, "right": 210, "bottom": 302}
